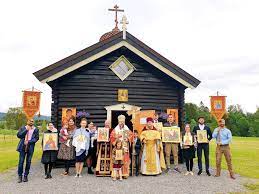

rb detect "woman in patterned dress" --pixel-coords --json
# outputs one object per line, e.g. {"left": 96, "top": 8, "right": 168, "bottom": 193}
{"left": 57, "top": 116, "right": 76, "bottom": 175}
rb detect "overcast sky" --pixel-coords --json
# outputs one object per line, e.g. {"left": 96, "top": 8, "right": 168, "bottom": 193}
{"left": 1, "top": 0, "right": 259, "bottom": 116}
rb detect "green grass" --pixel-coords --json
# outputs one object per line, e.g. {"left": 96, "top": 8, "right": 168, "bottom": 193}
{"left": 0, "top": 134, "right": 42, "bottom": 173}
{"left": 206, "top": 137, "right": 259, "bottom": 179}
{"left": 244, "top": 182, "right": 259, "bottom": 193}
{"left": 0, "top": 129, "right": 17, "bottom": 136}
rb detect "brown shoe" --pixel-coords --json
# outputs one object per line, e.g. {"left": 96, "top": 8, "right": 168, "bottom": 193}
{"left": 230, "top": 175, "right": 236, "bottom": 180}
{"left": 214, "top": 175, "right": 220, "bottom": 177}
{"left": 61, "top": 172, "right": 68, "bottom": 176}
{"left": 174, "top": 167, "right": 181, "bottom": 173}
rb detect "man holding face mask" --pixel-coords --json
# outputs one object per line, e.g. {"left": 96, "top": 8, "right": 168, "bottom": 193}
{"left": 17, "top": 119, "right": 39, "bottom": 183}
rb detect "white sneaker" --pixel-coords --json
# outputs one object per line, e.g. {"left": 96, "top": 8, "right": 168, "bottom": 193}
{"left": 184, "top": 172, "right": 189, "bottom": 176}
{"left": 75, "top": 174, "right": 79, "bottom": 178}
{"left": 78, "top": 174, "right": 82, "bottom": 178}
{"left": 190, "top": 171, "right": 194, "bottom": 176}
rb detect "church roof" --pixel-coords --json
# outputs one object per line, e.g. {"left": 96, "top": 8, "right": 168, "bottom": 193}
{"left": 33, "top": 31, "right": 200, "bottom": 88}
{"left": 99, "top": 27, "right": 120, "bottom": 41}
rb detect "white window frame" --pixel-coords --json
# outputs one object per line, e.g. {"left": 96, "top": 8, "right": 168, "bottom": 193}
{"left": 109, "top": 55, "right": 136, "bottom": 81}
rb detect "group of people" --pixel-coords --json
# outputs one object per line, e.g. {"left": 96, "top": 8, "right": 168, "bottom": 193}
{"left": 16, "top": 113, "right": 235, "bottom": 183}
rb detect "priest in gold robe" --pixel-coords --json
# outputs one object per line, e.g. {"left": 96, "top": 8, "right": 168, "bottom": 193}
{"left": 140, "top": 117, "right": 166, "bottom": 175}
{"left": 110, "top": 115, "right": 133, "bottom": 178}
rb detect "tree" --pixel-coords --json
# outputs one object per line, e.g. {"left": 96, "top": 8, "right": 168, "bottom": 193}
{"left": 41, "top": 120, "right": 47, "bottom": 132}
{"left": 236, "top": 117, "right": 250, "bottom": 136}
{"left": 247, "top": 109, "right": 259, "bottom": 137}
{"left": 248, "top": 127, "right": 258, "bottom": 137}
{"left": 185, "top": 103, "right": 199, "bottom": 123}
{"left": 0, "top": 121, "right": 5, "bottom": 129}
{"left": 190, "top": 119, "right": 197, "bottom": 130}
{"left": 4, "top": 107, "right": 27, "bottom": 130}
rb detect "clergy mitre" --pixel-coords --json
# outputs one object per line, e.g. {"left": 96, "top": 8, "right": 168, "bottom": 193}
{"left": 118, "top": 115, "right": 126, "bottom": 122}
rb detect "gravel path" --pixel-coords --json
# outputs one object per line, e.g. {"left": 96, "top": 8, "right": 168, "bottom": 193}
{"left": 0, "top": 162, "right": 247, "bottom": 194}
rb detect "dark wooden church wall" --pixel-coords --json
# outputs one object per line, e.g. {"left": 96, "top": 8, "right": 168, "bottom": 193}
{"left": 49, "top": 47, "right": 186, "bottom": 129}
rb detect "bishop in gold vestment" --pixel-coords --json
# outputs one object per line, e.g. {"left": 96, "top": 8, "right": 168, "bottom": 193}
{"left": 140, "top": 117, "right": 166, "bottom": 175}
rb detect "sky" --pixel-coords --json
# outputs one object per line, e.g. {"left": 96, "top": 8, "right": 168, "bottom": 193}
{"left": 0, "top": 0, "right": 259, "bottom": 116}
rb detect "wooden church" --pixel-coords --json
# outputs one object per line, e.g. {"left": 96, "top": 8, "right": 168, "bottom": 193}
{"left": 33, "top": 7, "right": 200, "bottom": 130}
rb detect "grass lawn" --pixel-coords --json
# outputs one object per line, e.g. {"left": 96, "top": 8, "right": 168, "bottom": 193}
{"left": 0, "top": 133, "right": 42, "bottom": 173}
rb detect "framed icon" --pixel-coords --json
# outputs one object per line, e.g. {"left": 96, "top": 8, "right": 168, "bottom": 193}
{"left": 62, "top": 107, "right": 76, "bottom": 125}
{"left": 43, "top": 133, "right": 58, "bottom": 151}
{"left": 162, "top": 127, "right": 181, "bottom": 143}
{"left": 183, "top": 134, "right": 193, "bottom": 146}
{"left": 97, "top": 127, "right": 110, "bottom": 142}
{"left": 197, "top": 130, "right": 208, "bottom": 143}
{"left": 118, "top": 89, "right": 128, "bottom": 102}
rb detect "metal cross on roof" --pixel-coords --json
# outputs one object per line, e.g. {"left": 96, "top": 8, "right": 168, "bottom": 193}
{"left": 108, "top": 5, "right": 124, "bottom": 30}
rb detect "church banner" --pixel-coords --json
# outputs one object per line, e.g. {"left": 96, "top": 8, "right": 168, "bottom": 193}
{"left": 210, "top": 95, "right": 226, "bottom": 121}
{"left": 22, "top": 90, "right": 41, "bottom": 120}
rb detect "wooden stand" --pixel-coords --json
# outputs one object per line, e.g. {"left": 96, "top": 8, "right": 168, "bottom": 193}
{"left": 95, "top": 142, "right": 112, "bottom": 177}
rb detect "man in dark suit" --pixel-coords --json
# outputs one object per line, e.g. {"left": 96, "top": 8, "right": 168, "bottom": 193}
{"left": 133, "top": 130, "right": 141, "bottom": 176}
{"left": 193, "top": 116, "right": 212, "bottom": 176}
{"left": 17, "top": 119, "right": 39, "bottom": 183}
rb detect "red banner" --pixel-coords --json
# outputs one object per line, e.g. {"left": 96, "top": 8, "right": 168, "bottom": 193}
{"left": 210, "top": 95, "right": 226, "bottom": 121}
{"left": 23, "top": 91, "right": 41, "bottom": 119}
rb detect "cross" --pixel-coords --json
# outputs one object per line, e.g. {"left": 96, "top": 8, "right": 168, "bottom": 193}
{"left": 120, "top": 15, "right": 129, "bottom": 39}
{"left": 108, "top": 5, "right": 124, "bottom": 30}
{"left": 121, "top": 105, "right": 126, "bottom": 109}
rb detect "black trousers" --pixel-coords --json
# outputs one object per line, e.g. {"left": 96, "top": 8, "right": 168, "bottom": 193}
{"left": 88, "top": 146, "right": 97, "bottom": 168}
{"left": 44, "top": 163, "right": 53, "bottom": 175}
{"left": 185, "top": 159, "right": 193, "bottom": 171}
{"left": 64, "top": 160, "right": 71, "bottom": 173}
{"left": 134, "top": 155, "right": 139, "bottom": 174}
{"left": 197, "top": 143, "right": 209, "bottom": 171}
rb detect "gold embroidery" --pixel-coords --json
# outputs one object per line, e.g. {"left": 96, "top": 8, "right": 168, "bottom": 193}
{"left": 146, "top": 140, "right": 156, "bottom": 172}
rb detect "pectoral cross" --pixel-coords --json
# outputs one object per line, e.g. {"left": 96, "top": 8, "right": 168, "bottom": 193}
{"left": 108, "top": 5, "right": 124, "bottom": 30}
{"left": 120, "top": 15, "right": 129, "bottom": 39}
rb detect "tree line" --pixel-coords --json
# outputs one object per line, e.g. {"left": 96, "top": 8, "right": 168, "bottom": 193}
{"left": 0, "top": 107, "right": 48, "bottom": 133}
{"left": 185, "top": 102, "right": 259, "bottom": 137}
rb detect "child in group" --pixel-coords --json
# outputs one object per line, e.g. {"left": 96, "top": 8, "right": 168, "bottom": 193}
{"left": 133, "top": 130, "right": 141, "bottom": 176}
{"left": 86, "top": 122, "right": 98, "bottom": 174}
{"left": 59, "top": 123, "right": 70, "bottom": 147}
{"left": 112, "top": 140, "right": 124, "bottom": 181}
{"left": 89, "top": 122, "right": 98, "bottom": 148}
